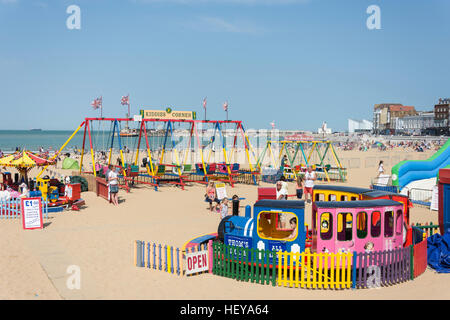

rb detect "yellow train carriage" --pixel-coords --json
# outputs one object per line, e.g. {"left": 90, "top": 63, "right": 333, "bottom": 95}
{"left": 312, "top": 185, "right": 368, "bottom": 202}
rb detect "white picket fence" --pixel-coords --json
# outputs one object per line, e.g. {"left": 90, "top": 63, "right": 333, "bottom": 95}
{"left": 0, "top": 199, "right": 49, "bottom": 220}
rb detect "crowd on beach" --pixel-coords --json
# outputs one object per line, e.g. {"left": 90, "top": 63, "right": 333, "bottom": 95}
{"left": 335, "top": 139, "right": 443, "bottom": 152}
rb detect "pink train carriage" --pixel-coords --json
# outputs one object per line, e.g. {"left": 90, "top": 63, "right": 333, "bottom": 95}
{"left": 312, "top": 199, "right": 405, "bottom": 254}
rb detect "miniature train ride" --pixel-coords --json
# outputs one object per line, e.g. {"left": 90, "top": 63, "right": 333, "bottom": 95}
{"left": 212, "top": 185, "right": 424, "bottom": 268}
{"left": 33, "top": 177, "right": 84, "bottom": 211}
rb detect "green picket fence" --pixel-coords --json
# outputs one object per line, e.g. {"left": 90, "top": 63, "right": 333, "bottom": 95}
{"left": 414, "top": 222, "right": 440, "bottom": 238}
{"left": 212, "top": 242, "right": 277, "bottom": 286}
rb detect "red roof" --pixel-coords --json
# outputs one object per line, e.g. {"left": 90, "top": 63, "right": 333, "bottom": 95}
{"left": 389, "top": 105, "right": 415, "bottom": 112}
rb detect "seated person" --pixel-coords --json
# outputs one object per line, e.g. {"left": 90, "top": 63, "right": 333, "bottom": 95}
{"left": 205, "top": 181, "right": 220, "bottom": 212}
{"left": 276, "top": 181, "right": 287, "bottom": 200}
{"left": 285, "top": 217, "right": 297, "bottom": 240}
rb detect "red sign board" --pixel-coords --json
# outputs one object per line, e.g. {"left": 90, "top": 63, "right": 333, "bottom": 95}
{"left": 285, "top": 133, "right": 313, "bottom": 141}
{"left": 185, "top": 250, "right": 209, "bottom": 275}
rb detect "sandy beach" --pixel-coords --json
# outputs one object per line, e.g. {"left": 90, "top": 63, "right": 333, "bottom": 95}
{"left": 0, "top": 147, "right": 448, "bottom": 300}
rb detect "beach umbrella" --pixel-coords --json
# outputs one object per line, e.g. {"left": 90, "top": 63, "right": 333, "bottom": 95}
{"left": 0, "top": 150, "right": 56, "bottom": 184}
{"left": 372, "top": 141, "right": 384, "bottom": 148}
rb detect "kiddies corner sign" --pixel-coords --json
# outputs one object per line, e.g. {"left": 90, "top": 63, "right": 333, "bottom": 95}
{"left": 140, "top": 108, "right": 197, "bottom": 121}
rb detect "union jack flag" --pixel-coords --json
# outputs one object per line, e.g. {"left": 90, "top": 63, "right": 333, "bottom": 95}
{"left": 223, "top": 101, "right": 228, "bottom": 111}
{"left": 91, "top": 97, "right": 102, "bottom": 110}
{"left": 202, "top": 97, "right": 207, "bottom": 109}
{"left": 121, "top": 95, "right": 129, "bottom": 106}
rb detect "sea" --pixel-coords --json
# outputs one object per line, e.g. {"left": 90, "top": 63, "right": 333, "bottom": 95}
{"left": 0, "top": 130, "right": 266, "bottom": 154}
{"left": 0, "top": 130, "right": 87, "bottom": 153}
{"left": 0, "top": 130, "right": 173, "bottom": 153}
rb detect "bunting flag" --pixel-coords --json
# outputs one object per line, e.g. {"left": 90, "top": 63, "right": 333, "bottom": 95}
{"left": 91, "top": 96, "right": 103, "bottom": 110}
{"left": 121, "top": 95, "right": 130, "bottom": 106}
{"left": 223, "top": 101, "right": 228, "bottom": 111}
{"left": 91, "top": 98, "right": 100, "bottom": 109}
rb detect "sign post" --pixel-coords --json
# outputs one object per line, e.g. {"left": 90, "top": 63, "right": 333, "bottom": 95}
{"left": 140, "top": 109, "right": 196, "bottom": 121}
{"left": 21, "top": 197, "right": 43, "bottom": 230}
{"left": 185, "top": 249, "right": 209, "bottom": 275}
{"left": 215, "top": 183, "right": 228, "bottom": 201}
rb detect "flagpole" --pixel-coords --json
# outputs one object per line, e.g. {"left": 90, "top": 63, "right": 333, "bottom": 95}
{"left": 203, "top": 97, "right": 207, "bottom": 121}
{"left": 227, "top": 99, "right": 229, "bottom": 122}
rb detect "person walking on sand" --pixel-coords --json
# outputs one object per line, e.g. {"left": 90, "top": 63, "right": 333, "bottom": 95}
{"left": 107, "top": 164, "right": 119, "bottom": 205}
{"left": 377, "top": 160, "right": 384, "bottom": 177}
{"left": 304, "top": 166, "right": 316, "bottom": 203}
{"left": 296, "top": 175, "right": 304, "bottom": 199}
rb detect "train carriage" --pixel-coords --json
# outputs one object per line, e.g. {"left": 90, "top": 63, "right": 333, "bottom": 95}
{"left": 312, "top": 185, "right": 413, "bottom": 245}
{"left": 312, "top": 200, "right": 405, "bottom": 253}
{"left": 218, "top": 197, "right": 414, "bottom": 257}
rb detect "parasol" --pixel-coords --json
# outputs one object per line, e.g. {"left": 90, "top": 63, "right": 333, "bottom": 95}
{"left": 0, "top": 150, "right": 56, "bottom": 185}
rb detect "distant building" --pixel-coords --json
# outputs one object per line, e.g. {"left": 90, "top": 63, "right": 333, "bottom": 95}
{"left": 434, "top": 98, "right": 450, "bottom": 135}
{"left": 318, "top": 122, "right": 332, "bottom": 134}
{"left": 394, "top": 111, "right": 434, "bottom": 135}
{"left": 348, "top": 119, "right": 373, "bottom": 133}
{"left": 373, "top": 104, "right": 418, "bottom": 134}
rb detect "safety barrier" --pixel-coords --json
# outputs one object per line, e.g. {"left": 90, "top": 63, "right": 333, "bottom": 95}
{"left": 138, "top": 240, "right": 429, "bottom": 289}
{"left": 352, "top": 246, "right": 412, "bottom": 289}
{"left": 371, "top": 184, "right": 399, "bottom": 193}
{"left": 408, "top": 188, "right": 432, "bottom": 207}
{"left": 212, "top": 242, "right": 277, "bottom": 286}
{"left": 413, "top": 239, "right": 428, "bottom": 278}
{"left": 134, "top": 240, "right": 210, "bottom": 276}
{"left": 277, "top": 249, "right": 353, "bottom": 289}
{"left": 0, "top": 199, "right": 49, "bottom": 220}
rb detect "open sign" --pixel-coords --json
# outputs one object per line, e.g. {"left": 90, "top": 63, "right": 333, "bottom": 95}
{"left": 185, "top": 250, "right": 208, "bottom": 275}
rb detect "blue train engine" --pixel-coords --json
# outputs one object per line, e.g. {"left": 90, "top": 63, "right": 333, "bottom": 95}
{"left": 218, "top": 200, "right": 307, "bottom": 255}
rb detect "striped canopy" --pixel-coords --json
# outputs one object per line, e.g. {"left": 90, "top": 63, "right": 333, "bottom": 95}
{"left": 0, "top": 150, "right": 55, "bottom": 169}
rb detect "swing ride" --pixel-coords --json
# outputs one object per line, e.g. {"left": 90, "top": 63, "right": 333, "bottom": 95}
{"left": 257, "top": 140, "right": 347, "bottom": 182}
{"left": 36, "top": 115, "right": 262, "bottom": 194}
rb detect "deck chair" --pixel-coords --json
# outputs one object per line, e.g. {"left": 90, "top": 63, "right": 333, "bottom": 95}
{"left": 156, "top": 165, "right": 166, "bottom": 176}
{"left": 231, "top": 163, "right": 240, "bottom": 173}
{"left": 206, "top": 163, "right": 216, "bottom": 175}
{"left": 195, "top": 163, "right": 204, "bottom": 174}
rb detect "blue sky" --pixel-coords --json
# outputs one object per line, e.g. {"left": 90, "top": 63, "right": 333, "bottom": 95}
{"left": 1, "top": 0, "right": 449, "bottom": 131}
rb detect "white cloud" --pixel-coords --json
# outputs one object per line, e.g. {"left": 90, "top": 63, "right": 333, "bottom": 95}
{"left": 200, "top": 16, "right": 261, "bottom": 33}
